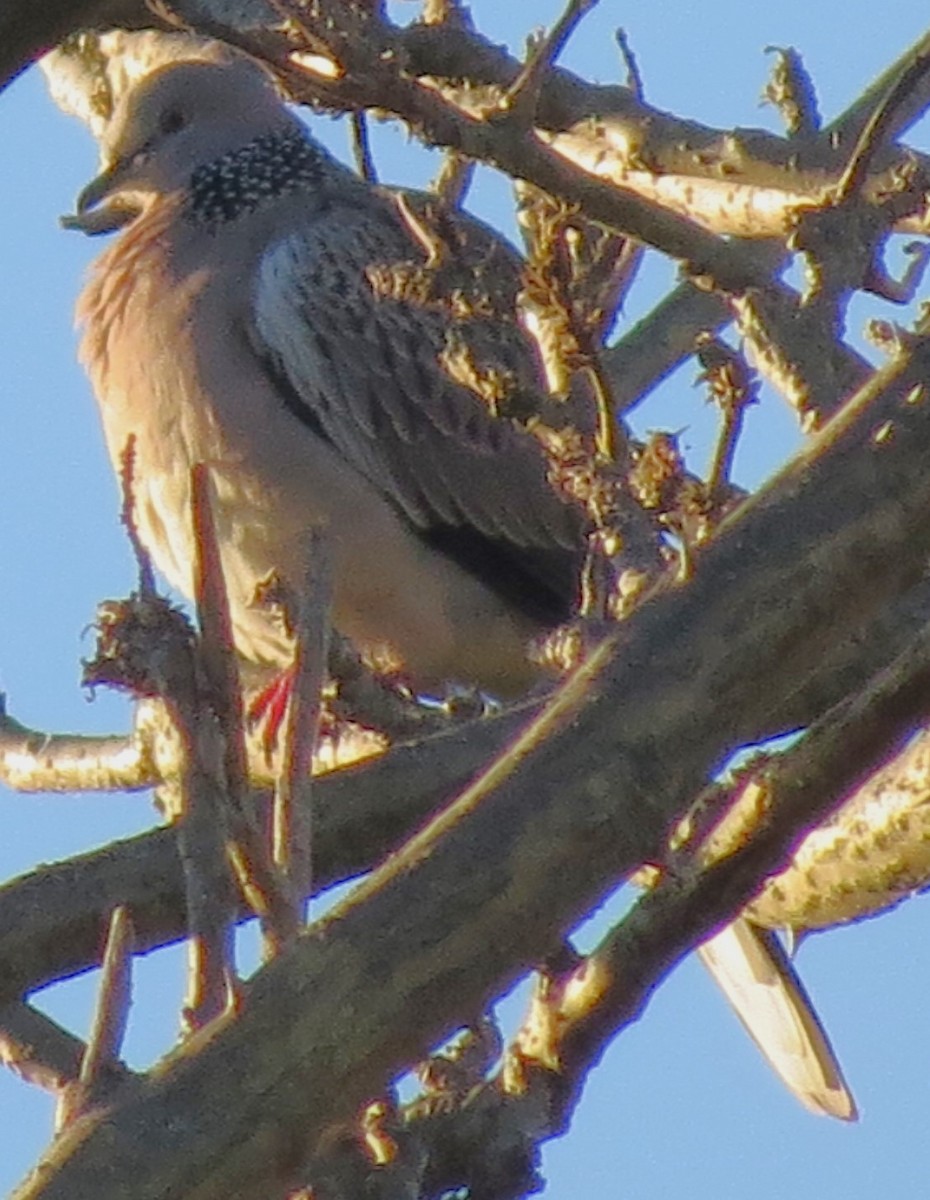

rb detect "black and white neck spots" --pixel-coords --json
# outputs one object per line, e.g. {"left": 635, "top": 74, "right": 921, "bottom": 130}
{"left": 187, "top": 131, "right": 332, "bottom": 228}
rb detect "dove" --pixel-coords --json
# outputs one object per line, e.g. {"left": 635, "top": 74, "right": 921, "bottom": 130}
{"left": 67, "top": 54, "right": 855, "bottom": 1123}
{"left": 71, "top": 56, "right": 583, "bottom": 700}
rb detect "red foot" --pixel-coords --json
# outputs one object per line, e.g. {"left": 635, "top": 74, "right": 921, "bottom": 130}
{"left": 248, "top": 668, "right": 344, "bottom": 761}
{"left": 247, "top": 667, "right": 296, "bottom": 752}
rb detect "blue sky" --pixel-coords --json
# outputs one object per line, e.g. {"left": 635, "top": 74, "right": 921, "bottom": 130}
{"left": 3, "top": 2, "right": 930, "bottom": 1195}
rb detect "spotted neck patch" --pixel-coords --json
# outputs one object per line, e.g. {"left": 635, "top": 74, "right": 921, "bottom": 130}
{"left": 186, "top": 130, "right": 331, "bottom": 228}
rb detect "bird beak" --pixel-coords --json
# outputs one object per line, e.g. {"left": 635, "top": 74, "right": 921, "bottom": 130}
{"left": 61, "top": 160, "right": 143, "bottom": 235}
{"left": 75, "top": 162, "right": 123, "bottom": 217}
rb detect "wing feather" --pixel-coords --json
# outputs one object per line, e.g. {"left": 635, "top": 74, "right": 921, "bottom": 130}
{"left": 250, "top": 189, "right": 583, "bottom": 571}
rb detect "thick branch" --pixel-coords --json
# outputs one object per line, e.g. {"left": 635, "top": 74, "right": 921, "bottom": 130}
{"left": 5, "top": 566, "right": 930, "bottom": 995}
{"left": 4, "top": 572, "right": 930, "bottom": 998}
{"left": 0, "top": 0, "right": 148, "bottom": 90}
{"left": 461, "top": 620, "right": 930, "bottom": 1160}
{"left": 14, "top": 4, "right": 930, "bottom": 245}
{"left": 747, "top": 724, "right": 930, "bottom": 931}
{"left": 0, "top": 703, "right": 539, "bottom": 997}
{"left": 0, "top": 1002, "right": 129, "bottom": 1096}
{"left": 17, "top": 328, "right": 930, "bottom": 1199}
{"left": 0, "top": 697, "right": 162, "bottom": 793}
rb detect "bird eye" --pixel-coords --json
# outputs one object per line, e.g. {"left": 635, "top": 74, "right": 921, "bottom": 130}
{"left": 159, "top": 108, "right": 187, "bottom": 135}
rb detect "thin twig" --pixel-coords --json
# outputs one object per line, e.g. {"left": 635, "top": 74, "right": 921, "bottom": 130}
{"left": 696, "top": 336, "right": 758, "bottom": 500}
{"left": 326, "top": 633, "right": 455, "bottom": 740}
{"left": 828, "top": 30, "right": 930, "bottom": 154}
{"left": 614, "top": 27, "right": 643, "bottom": 100}
{"left": 266, "top": 0, "right": 324, "bottom": 50}
{"left": 582, "top": 360, "right": 620, "bottom": 463}
{"left": 118, "top": 435, "right": 155, "bottom": 597}
{"left": 430, "top": 151, "right": 475, "bottom": 208}
{"left": 175, "top": 802, "right": 236, "bottom": 1032}
{"left": 350, "top": 111, "right": 377, "bottom": 183}
{"left": 184, "top": 466, "right": 246, "bottom": 1021}
{"left": 56, "top": 907, "right": 135, "bottom": 1127}
{"left": 77, "top": 578, "right": 240, "bottom": 1028}
{"left": 274, "top": 529, "right": 332, "bottom": 906}
{"left": 190, "top": 464, "right": 249, "bottom": 802}
{"left": 392, "top": 190, "right": 446, "bottom": 266}
{"left": 420, "top": 0, "right": 470, "bottom": 24}
{"left": 0, "top": 1001, "right": 131, "bottom": 1098}
{"left": 835, "top": 46, "right": 930, "bottom": 203}
{"left": 79, "top": 907, "right": 134, "bottom": 1095}
{"left": 192, "top": 470, "right": 304, "bottom": 940}
{"left": 500, "top": 0, "right": 599, "bottom": 122}
{"left": 707, "top": 403, "right": 747, "bottom": 502}
{"left": 585, "top": 235, "right": 644, "bottom": 345}
{"left": 190, "top": 465, "right": 301, "bottom": 958}
{"left": 762, "top": 46, "right": 820, "bottom": 138}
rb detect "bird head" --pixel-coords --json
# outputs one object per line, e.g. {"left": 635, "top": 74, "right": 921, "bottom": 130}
{"left": 64, "top": 58, "right": 294, "bottom": 234}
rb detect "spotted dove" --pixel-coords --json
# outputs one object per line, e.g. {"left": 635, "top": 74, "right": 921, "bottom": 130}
{"left": 67, "top": 55, "right": 854, "bottom": 1123}
{"left": 72, "top": 57, "right": 583, "bottom": 699}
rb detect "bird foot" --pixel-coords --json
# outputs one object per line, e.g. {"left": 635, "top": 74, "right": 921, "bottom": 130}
{"left": 247, "top": 668, "right": 364, "bottom": 769}
{"left": 246, "top": 667, "right": 297, "bottom": 758}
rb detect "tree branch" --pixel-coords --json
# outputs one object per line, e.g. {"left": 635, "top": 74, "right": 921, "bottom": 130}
{"left": 17, "top": 318, "right": 930, "bottom": 1200}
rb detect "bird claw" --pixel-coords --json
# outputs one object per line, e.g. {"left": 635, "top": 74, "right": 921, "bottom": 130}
{"left": 247, "top": 667, "right": 296, "bottom": 760}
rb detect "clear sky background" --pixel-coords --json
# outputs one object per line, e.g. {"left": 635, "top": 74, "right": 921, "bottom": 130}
{"left": 2, "top": 3, "right": 930, "bottom": 1195}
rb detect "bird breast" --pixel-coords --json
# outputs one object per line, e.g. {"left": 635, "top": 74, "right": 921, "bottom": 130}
{"left": 78, "top": 201, "right": 326, "bottom": 664}
{"left": 76, "top": 200, "right": 553, "bottom": 693}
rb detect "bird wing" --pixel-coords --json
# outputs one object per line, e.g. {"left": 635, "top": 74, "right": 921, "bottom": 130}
{"left": 249, "top": 188, "right": 584, "bottom": 566}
